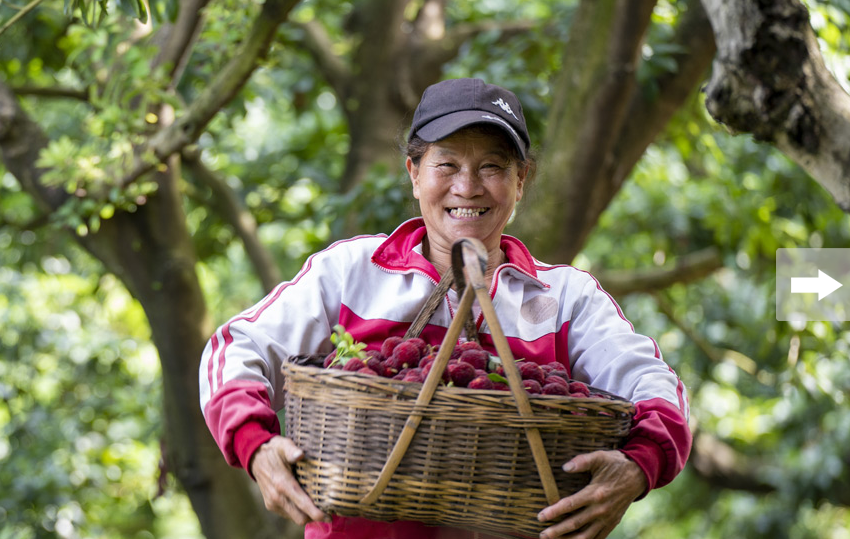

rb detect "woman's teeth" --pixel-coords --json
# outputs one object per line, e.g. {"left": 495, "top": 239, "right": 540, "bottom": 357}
{"left": 450, "top": 208, "right": 487, "bottom": 218}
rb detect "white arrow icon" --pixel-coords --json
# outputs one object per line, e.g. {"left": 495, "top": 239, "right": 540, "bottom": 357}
{"left": 790, "top": 270, "right": 843, "bottom": 301}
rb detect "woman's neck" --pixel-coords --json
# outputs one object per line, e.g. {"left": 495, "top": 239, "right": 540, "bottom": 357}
{"left": 423, "top": 236, "right": 506, "bottom": 287}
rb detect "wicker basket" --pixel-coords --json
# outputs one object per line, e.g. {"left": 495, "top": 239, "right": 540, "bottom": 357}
{"left": 282, "top": 239, "right": 636, "bottom": 538}
{"left": 283, "top": 360, "right": 633, "bottom": 537}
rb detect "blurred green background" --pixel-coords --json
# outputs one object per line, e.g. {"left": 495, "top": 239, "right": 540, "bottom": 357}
{"left": 1, "top": 0, "right": 849, "bottom": 538}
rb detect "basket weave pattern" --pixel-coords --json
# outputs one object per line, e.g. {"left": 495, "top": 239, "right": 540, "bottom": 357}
{"left": 283, "top": 361, "right": 635, "bottom": 537}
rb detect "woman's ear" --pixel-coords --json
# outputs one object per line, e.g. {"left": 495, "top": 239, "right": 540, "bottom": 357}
{"left": 406, "top": 156, "right": 421, "bottom": 199}
{"left": 515, "top": 163, "right": 528, "bottom": 202}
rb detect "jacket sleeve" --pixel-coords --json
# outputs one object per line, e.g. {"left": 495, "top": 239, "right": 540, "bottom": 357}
{"left": 565, "top": 272, "right": 691, "bottom": 492}
{"left": 198, "top": 247, "right": 344, "bottom": 474}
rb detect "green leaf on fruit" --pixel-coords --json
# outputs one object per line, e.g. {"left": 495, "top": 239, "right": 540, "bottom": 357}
{"left": 329, "top": 324, "right": 367, "bottom": 366}
{"left": 488, "top": 373, "right": 508, "bottom": 384}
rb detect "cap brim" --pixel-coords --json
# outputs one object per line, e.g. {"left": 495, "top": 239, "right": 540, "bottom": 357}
{"left": 414, "top": 110, "right": 528, "bottom": 159}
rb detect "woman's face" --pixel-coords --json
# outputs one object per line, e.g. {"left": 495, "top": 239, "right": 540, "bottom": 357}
{"left": 406, "top": 128, "right": 526, "bottom": 256}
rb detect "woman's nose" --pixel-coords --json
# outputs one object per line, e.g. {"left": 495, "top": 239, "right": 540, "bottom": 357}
{"left": 449, "top": 168, "right": 484, "bottom": 198}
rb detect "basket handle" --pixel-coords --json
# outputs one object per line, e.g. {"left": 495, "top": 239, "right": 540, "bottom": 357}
{"left": 455, "top": 239, "right": 561, "bottom": 506}
{"left": 360, "top": 238, "right": 560, "bottom": 507}
{"left": 359, "top": 283, "right": 476, "bottom": 505}
{"left": 404, "top": 266, "right": 478, "bottom": 342}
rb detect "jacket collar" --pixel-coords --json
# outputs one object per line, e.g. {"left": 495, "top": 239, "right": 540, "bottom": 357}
{"left": 371, "top": 218, "right": 543, "bottom": 285}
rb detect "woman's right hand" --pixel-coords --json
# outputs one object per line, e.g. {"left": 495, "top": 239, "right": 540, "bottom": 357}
{"left": 250, "top": 435, "right": 331, "bottom": 525}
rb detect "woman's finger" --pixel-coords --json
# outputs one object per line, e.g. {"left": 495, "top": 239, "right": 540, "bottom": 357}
{"left": 253, "top": 436, "right": 330, "bottom": 523}
{"left": 538, "top": 489, "right": 590, "bottom": 522}
{"left": 280, "top": 436, "right": 305, "bottom": 463}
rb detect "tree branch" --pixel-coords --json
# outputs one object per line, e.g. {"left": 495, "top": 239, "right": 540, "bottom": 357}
{"left": 12, "top": 85, "right": 89, "bottom": 101}
{"left": 653, "top": 290, "right": 759, "bottom": 376}
{"left": 0, "top": 81, "right": 65, "bottom": 212}
{"left": 182, "top": 150, "right": 282, "bottom": 292}
{"left": 0, "top": 0, "right": 45, "bottom": 37}
{"left": 701, "top": 0, "right": 850, "bottom": 211}
{"left": 513, "top": 0, "right": 716, "bottom": 265}
{"left": 595, "top": 246, "right": 723, "bottom": 296}
{"left": 152, "top": 0, "right": 211, "bottom": 83}
{"left": 611, "top": 0, "right": 717, "bottom": 184}
{"left": 291, "top": 19, "right": 351, "bottom": 99}
{"left": 118, "top": 0, "right": 298, "bottom": 189}
{"left": 513, "top": 0, "right": 657, "bottom": 264}
{"left": 689, "top": 430, "right": 776, "bottom": 493}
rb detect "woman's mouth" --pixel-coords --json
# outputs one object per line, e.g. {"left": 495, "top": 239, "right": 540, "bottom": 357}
{"left": 448, "top": 207, "right": 489, "bottom": 218}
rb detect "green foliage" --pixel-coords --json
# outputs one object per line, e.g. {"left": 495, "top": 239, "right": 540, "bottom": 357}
{"left": 0, "top": 257, "right": 200, "bottom": 538}
{"left": 2, "top": 0, "right": 850, "bottom": 537}
{"left": 327, "top": 324, "right": 366, "bottom": 367}
{"left": 582, "top": 92, "right": 850, "bottom": 537}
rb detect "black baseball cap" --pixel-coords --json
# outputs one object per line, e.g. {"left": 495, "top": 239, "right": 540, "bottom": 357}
{"left": 408, "top": 78, "right": 530, "bottom": 160}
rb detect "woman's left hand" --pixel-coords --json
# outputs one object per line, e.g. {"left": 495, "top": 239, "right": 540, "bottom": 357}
{"left": 537, "top": 450, "right": 647, "bottom": 539}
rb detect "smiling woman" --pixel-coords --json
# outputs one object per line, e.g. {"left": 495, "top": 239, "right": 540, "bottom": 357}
{"left": 407, "top": 125, "right": 527, "bottom": 284}
{"left": 199, "top": 78, "right": 692, "bottom": 539}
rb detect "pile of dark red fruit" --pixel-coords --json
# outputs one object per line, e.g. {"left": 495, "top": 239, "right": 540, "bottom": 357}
{"left": 324, "top": 336, "right": 606, "bottom": 399}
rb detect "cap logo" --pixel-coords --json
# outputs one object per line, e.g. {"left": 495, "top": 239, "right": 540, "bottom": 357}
{"left": 491, "top": 98, "right": 519, "bottom": 120}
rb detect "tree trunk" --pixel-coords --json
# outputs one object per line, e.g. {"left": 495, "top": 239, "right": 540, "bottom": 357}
{"left": 701, "top": 0, "right": 850, "bottom": 210}
{"left": 512, "top": 0, "right": 716, "bottom": 264}
{"left": 0, "top": 80, "right": 298, "bottom": 539}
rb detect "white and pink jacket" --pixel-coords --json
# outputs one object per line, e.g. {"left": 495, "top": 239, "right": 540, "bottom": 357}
{"left": 199, "top": 218, "right": 691, "bottom": 539}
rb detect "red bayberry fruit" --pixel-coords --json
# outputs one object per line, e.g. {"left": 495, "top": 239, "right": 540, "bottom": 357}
{"left": 356, "top": 367, "right": 379, "bottom": 376}
{"left": 421, "top": 361, "right": 450, "bottom": 384}
{"left": 390, "top": 341, "right": 421, "bottom": 367}
{"left": 375, "top": 360, "right": 391, "bottom": 377}
{"left": 568, "top": 381, "right": 590, "bottom": 396}
{"left": 406, "top": 337, "right": 429, "bottom": 356}
{"left": 403, "top": 369, "right": 425, "bottom": 383}
{"left": 545, "top": 369, "right": 569, "bottom": 381}
{"left": 548, "top": 362, "right": 568, "bottom": 373}
{"left": 419, "top": 353, "right": 436, "bottom": 368}
{"left": 544, "top": 375, "right": 569, "bottom": 388}
{"left": 343, "top": 358, "right": 366, "bottom": 372}
{"left": 522, "top": 379, "right": 542, "bottom": 394}
{"left": 323, "top": 351, "right": 337, "bottom": 368}
{"left": 493, "top": 382, "right": 510, "bottom": 391}
{"left": 457, "top": 340, "right": 483, "bottom": 353}
{"left": 518, "top": 362, "right": 545, "bottom": 385}
{"left": 380, "top": 336, "right": 405, "bottom": 358}
{"left": 447, "top": 362, "right": 476, "bottom": 387}
{"left": 365, "top": 349, "right": 385, "bottom": 361}
{"left": 542, "top": 382, "right": 568, "bottom": 396}
{"left": 467, "top": 375, "right": 494, "bottom": 390}
{"left": 366, "top": 355, "right": 383, "bottom": 373}
{"left": 459, "top": 349, "right": 489, "bottom": 371}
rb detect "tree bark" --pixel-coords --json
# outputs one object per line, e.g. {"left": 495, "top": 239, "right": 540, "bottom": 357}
{"left": 512, "top": 0, "right": 716, "bottom": 264}
{"left": 119, "top": 0, "right": 300, "bottom": 191}
{"left": 292, "top": 0, "right": 537, "bottom": 195}
{"left": 701, "top": 0, "right": 850, "bottom": 210}
{"left": 183, "top": 151, "right": 283, "bottom": 292}
{"left": 0, "top": 0, "right": 301, "bottom": 535}
{"left": 595, "top": 247, "right": 722, "bottom": 297}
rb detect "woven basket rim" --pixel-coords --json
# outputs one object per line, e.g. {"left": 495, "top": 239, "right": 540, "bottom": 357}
{"left": 282, "top": 359, "right": 635, "bottom": 415}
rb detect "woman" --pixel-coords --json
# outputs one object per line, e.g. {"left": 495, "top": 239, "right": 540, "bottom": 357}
{"left": 199, "top": 78, "right": 691, "bottom": 539}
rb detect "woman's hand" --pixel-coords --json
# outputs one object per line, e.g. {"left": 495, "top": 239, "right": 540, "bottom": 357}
{"left": 537, "top": 450, "right": 647, "bottom": 539}
{"left": 250, "top": 435, "right": 331, "bottom": 525}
